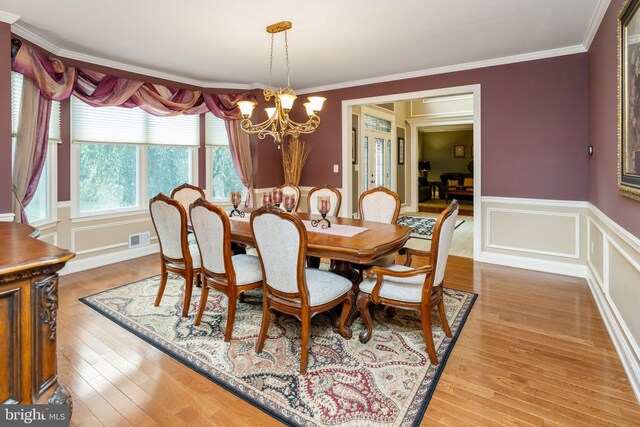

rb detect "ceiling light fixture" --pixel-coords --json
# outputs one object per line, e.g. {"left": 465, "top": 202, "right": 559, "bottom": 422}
{"left": 237, "top": 21, "right": 325, "bottom": 148}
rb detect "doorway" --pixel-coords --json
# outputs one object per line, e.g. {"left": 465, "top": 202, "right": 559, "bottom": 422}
{"left": 341, "top": 85, "right": 481, "bottom": 260}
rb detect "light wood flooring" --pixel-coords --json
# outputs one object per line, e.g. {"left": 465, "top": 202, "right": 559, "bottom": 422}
{"left": 58, "top": 254, "right": 640, "bottom": 426}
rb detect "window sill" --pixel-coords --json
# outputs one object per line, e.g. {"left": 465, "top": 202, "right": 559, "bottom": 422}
{"left": 70, "top": 208, "right": 149, "bottom": 223}
{"left": 31, "top": 218, "right": 60, "bottom": 231}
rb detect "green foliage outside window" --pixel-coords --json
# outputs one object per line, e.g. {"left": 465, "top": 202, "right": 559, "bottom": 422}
{"left": 148, "top": 146, "right": 190, "bottom": 198}
{"left": 211, "top": 146, "right": 244, "bottom": 199}
{"left": 79, "top": 144, "right": 137, "bottom": 212}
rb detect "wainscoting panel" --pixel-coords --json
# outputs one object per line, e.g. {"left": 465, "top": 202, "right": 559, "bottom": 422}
{"left": 479, "top": 197, "right": 588, "bottom": 277}
{"left": 587, "top": 205, "right": 640, "bottom": 402}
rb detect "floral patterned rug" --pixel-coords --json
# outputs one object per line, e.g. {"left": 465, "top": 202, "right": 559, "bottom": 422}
{"left": 81, "top": 274, "right": 476, "bottom": 426}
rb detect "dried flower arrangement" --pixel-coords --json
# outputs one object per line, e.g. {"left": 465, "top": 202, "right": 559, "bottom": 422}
{"left": 282, "top": 138, "right": 311, "bottom": 185}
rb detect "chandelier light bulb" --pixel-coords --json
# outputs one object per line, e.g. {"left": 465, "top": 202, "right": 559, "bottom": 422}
{"left": 304, "top": 102, "right": 315, "bottom": 117}
{"left": 278, "top": 91, "right": 297, "bottom": 110}
{"left": 237, "top": 101, "right": 256, "bottom": 118}
{"left": 307, "top": 96, "right": 326, "bottom": 112}
{"left": 265, "top": 107, "right": 276, "bottom": 119}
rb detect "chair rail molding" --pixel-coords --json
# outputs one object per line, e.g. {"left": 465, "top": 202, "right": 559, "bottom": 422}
{"left": 0, "top": 213, "right": 15, "bottom": 222}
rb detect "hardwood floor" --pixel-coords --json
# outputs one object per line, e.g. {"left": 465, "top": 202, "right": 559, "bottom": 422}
{"left": 58, "top": 254, "right": 640, "bottom": 426}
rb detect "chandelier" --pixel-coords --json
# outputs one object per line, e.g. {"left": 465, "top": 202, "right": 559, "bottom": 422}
{"left": 237, "top": 21, "right": 326, "bottom": 147}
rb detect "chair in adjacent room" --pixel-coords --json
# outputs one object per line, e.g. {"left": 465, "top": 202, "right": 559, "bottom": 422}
{"left": 277, "top": 183, "right": 301, "bottom": 212}
{"left": 357, "top": 200, "right": 459, "bottom": 365}
{"left": 251, "top": 206, "right": 354, "bottom": 374}
{"left": 149, "top": 193, "right": 201, "bottom": 317}
{"left": 190, "top": 198, "right": 263, "bottom": 341}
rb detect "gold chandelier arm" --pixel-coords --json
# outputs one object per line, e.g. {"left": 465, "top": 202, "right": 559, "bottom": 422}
{"left": 282, "top": 115, "right": 321, "bottom": 137}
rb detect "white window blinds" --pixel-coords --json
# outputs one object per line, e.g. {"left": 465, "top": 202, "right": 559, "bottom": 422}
{"left": 205, "top": 113, "right": 229, "bottom": 146}
{"left": 71, "top": 97, "right": 199, "bottom": 146}
{"left": 11, "top": 72, "right": 61, "bottom": 142}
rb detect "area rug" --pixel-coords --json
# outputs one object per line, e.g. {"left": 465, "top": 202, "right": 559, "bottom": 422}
{"left": 81, "top": 274, "right": 476, "bottom": 426}
{"left": 397, "top": 216, "right": 465, "bottom": 240}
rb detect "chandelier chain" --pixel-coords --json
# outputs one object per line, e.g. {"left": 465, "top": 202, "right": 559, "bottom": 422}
{"left": 285, "top": 30, "right": 290, "bottom": 88}
{"left": 269, "top": 33, "right": 274, "bottom": 87}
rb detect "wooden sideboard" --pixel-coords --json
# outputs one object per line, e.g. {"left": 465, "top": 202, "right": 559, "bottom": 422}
{"left": 0, "top": 222, "right": 74, "bottom": 407}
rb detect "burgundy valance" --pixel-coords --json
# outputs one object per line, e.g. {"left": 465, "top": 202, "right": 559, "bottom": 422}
{"left": 11, "top": 42, "right": 256, "bottom": 118}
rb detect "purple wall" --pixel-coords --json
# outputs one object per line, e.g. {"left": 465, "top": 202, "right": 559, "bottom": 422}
{"left": 260, "top": 54, "right": 590, "bottom": 201}
{"left": 0, "top": 23, "right": 12, "bottom": 213}
{"left": 588, "top": 0, "right": 640, "bottom": 238}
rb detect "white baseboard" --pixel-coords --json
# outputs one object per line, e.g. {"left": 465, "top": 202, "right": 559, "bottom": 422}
{"left": 586, "top": 269, "right": 640, "bottom": 402}
{"left": 477, "top": 251, "right": 587, "bottom": 278}
{"left": 0, "top": 212, "right": 15, "bottom": 222}
{"left": 60, "top": 243, "right": 159, "bottom": 276}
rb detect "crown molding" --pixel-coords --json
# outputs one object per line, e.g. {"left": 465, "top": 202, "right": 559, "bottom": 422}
{"left": 0, "top": 11, "right": 19, "bottom": 24}
{"left": 295, "top": 44, "right": 587, "bottom": 94}
{"left": 583, "top": 0, "right": 611, "bottom": 50}
{"left": 12, "top": 22, "right": 588, "bottom": 95}
{"left": 11, "top": 23, "right": 258, "bottom": 90}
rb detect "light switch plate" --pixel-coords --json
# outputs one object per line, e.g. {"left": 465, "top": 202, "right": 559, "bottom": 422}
{"left": 333, "top": 165, "right": 339, "bottom": 173}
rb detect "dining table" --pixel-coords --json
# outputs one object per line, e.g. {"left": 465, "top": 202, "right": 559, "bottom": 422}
{"left": 228, "top": 209, "right": 412, "bottom": 335}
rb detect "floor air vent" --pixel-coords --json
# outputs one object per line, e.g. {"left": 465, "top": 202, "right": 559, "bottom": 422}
{"left": 129, "top": 232, "right": 151, "bottom": 248}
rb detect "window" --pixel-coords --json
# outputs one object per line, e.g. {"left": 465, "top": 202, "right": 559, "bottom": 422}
{"left": 11, "top": 72, "right": 60, "bottom": 224}
{"left": 205, "top": 113, "right": 244, "bottom": 201}
{"left": 72, "top": 98, "right": 198, "bottom": 215}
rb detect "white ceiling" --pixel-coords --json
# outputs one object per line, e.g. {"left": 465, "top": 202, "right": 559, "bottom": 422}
{"left": 0, "top": 0, "right": 608, "bottom": 92}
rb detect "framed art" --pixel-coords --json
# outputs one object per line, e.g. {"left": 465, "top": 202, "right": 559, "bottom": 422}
{"left": 454, "top": 144, "right": 465, "bottom": 158}
{"left": 352, "top": 127, "right": 357, "bottom": 164}
{"left": 619, "top": 0, "right": 640, "bottom": 200}
{"left": 398, "top": 137, "right": 405, "bottom": 165}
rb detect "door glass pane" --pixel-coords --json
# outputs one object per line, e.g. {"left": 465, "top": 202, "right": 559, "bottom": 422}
{"left": 387, "top": 139, "right": 392, "bottom": 189}
{"left": 375, "top": 137, "right": 384, "bottom": 187}
{"left": 363, "top": 136, "right": 369, "bottom": 191}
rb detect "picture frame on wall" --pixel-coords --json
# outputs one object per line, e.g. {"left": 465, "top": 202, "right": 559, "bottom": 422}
{"left": 398, "top": 137, "right": 405, "bottom": 165}
{"left": 619, "top": 0, "right": 640, "bottom": 201}
{"left": 352, "top": 127, "right": 357, "bottom": 164}
{"left": 454, "top": 144, "right": 465, "bottom": 158}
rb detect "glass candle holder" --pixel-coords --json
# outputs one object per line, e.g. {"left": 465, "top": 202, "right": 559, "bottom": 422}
{"left": 273, "top": 188, "right": 283, "bottom": 207}
{"left": 262, "top": 192, "right": 273, "bottom": 207}
{"left": 229, "top": 191, "right": 244, "bottom": 217}
{"left": 311, "top": 195, "right": 331, "bottom": 229}
{"left": 283, "top": 194, "right": 295, "bottom": 212}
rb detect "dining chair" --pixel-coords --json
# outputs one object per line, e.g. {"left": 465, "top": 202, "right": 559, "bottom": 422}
{"left": 307, "top": 185, "right": 342, "bottom": 216}
{"left": 353, "top": 186, "right": 402, "bottom": 275}
{"left": 251, "top": 205, "right": 354, "bottom": 374}
{"left": 149, "top": 193, "right": 201, "bottom": 317}
{"left": 171, "top": 183, "right": 205, "bottom": 212}
{"left": 277, "top": 183, "right": 301, "bottom": 211}
{"left": 306, "top": 186, "right": 342, "bottom": 268}
{"left": 189, "top": 198, "right": 263, "bottom": 341}
{"left": 171, "top": 183, "right": 205, "bottom": 244}
{"left": 357, "top": 200, "right": 459, "bottom": 365}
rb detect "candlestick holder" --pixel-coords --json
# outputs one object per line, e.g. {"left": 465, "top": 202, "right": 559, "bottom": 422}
{"left": 273, "top": 188, "right": 283, "bottom": 208}
{"left": 311, "top": 195, "right": 331, "bottom": 228}
{"left": 311, "top": 212, "right": 331, "bottom": 229}
{"left": 229, "top": 191, "right": 245, "bottom": 218}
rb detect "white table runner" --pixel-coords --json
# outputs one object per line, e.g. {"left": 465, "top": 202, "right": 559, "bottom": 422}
{"left": 230, "top": 214, "right": 368, "bottom": 237}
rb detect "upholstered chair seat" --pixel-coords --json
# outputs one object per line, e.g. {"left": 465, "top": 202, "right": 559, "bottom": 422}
{"left": 304, "top": 269, "right": 352, "bottom": 306}
{"left": 358, "top": 200, "right": 459, "bottom": 366}
{"left": 190, "top": 199, "right": 263, "bottom": 341}
{"left": 231, "top": 254, "right": 263, "bottom": 285}
{"left": 251, "top": 206, "right": 354, "bottom": 374}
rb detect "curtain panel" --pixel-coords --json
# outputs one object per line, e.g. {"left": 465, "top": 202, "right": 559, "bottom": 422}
{"left": 11, "top": 41, "right": 257, "bottom": 221}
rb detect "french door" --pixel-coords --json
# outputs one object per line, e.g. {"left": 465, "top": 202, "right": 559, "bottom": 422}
{"left": 360, "top": 108, "right": 395, "bottom": 194}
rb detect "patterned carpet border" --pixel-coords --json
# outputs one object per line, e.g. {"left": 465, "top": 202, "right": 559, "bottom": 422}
{"left": 80, "top": 277, "right": 477, "bottom": 426}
